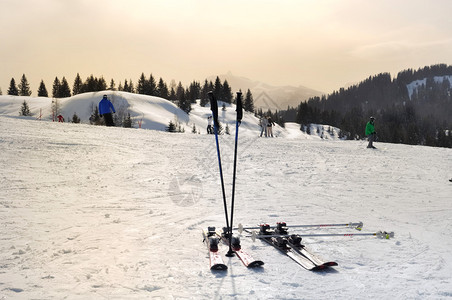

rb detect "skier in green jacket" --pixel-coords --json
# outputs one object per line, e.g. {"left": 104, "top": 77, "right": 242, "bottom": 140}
{"left": 365, "top": 117, "right": 376, "bottom": 149}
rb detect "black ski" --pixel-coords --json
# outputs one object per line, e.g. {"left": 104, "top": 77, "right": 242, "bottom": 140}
{"left": 216, "top": 227, "right": 264, "bottom": 268}
{"left": 274, "top": 222, "right": 338, "bottom": 267}
{"left": 256, "top": 224, "right": 326, "bottom": 271}
{"left": 202, "top": 227, "right": 227, "bottom": 271}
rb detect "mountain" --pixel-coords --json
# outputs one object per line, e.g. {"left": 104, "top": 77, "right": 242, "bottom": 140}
{"left": 207, "top": 72, "right": 324, "bottom": 111}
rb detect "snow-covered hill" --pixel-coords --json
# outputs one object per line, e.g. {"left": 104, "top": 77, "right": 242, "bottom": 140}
{"left": 0, "top": 91, "right": 341, "bottom": 140}
{"left": 0, "top": 113, "right": 451, "bottom": 299}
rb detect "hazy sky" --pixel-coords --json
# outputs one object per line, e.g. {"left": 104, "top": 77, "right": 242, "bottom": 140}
{"left": 1, "top": 0, "right": 452, "bottom": 95}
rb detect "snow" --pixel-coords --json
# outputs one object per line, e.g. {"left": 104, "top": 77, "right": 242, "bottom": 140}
{"left": 1, "top": 93, "right": 452, "bottom": 299}
{"left": 406, "top": 75, "right": 452, "bottom": 99}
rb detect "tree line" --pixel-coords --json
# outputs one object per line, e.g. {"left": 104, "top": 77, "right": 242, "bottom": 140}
{"left": 280, "top": 64, "right": 452, "bottom": 148}
{"left": 2, "top": 73, "right": 255, "bottom": 115}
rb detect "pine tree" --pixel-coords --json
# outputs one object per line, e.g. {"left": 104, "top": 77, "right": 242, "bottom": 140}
{"left": 222, "top": 80, "right": 232, "bottom": 104}
{"left": 187, "top": 81, "right": 200, "bottom": 103}
{"left": 18, "top": 74, "right": 32, "bottom": 96}
{"left": 19, "top": 100, "right": 31, "bottom": 116}
{"left": 169, "top": 87, "right": 176, "bottom": 102}
{"left": 200, "top": 80, "right": 210, "bottom": 107}
{"left": 97, "top": 76, "right": 107, "bottom": 91}
{"left": 73, "top": 73, "right": 83, "bottom": 95}
{"left": 128, "top": 79, "right": 135, "bottom": 93}
{"left": 123, "top": 80, "right": 130, "bottom": 92}
{"left": 123, "top": 112, "right": 132, "bottom": 128}
{"left": 82, "top": 75, "right": 96, "bottom": 92}
{"left": 177, "top": 86, "right": 191, "bottom": 114}
{"left": 167, "top": 120, "right": 177, "bottom": 132}
{"left": 59, "top": 77, "right": 71, "bottom": 97}
{"left": 37, "top": 80, "right": 48, "bottom": 97}
{"left": 137, "top": 73, "right": 147, "bottom": 94}
{"left": 214, "top": 77, "right": 222, "bottom": 101}
{"left": 176, "top": 81, "right": 185, "bottom": 101}
{"left": 157, "top": 77, "right": 169, "bottom": 99}
{"left": 109, "top": 79, "right": 116, "bottom": 90}
{"left": 52, "top": 77, "right": 61, "bottom": 98}
{"left": 90, "top": 105, "right": 102, "bottom": 125}
{"left": 72, "top": 113, "right": 81, "bottom": 123}
{"left": 244, "top": 89, "right": 254, "bottom": 112}
{"left": 7, "top": 78, "right": 19, "bottom": 95}
{"left": 148, "top": 74, "right": 157, "bottom": 96}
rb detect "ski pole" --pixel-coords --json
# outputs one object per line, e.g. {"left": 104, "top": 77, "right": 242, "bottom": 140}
{"left": 237, "top": 222, "right": 364, "bottom": 233}
{"left": 227, "top": 92, "right": 243, "bottom": 257}
{"left": 250, "top": 231, "right": 394, "bottom": 242}
{"left": 208, "top": 92, "right": 230, "bottom": 247}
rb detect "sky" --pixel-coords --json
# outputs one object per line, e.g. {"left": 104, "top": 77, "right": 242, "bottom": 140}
{"left": 1, "top": 0, "right": 452, "bottom": 96}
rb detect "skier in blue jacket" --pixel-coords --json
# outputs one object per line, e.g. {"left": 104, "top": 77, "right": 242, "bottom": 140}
{"left": 99, "top": 95, "right": 116, "bottom": 126}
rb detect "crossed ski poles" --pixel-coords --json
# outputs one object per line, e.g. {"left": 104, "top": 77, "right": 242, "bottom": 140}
{"left": 238, "top": 222, "right": 394, "bottom": 241}
{"left": 208, "top": 91, "right": 243, "bottom": 257}
{"left": 237, "top": 222, "right": 364, "bottom": 233}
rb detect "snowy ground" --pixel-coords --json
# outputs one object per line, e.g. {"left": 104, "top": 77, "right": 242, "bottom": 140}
{"left": 1, "top": 102, "right": 452, "bottom": 299}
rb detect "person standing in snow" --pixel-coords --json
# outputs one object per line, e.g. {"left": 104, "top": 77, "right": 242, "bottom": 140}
{"left": 260, "top": 116, "right": 268, "bottom": 137}
{"left": 267, "top": 116, "right": 275, "bottom": 137}
{"left": 365, "top": 116, "right": 377, "bottom": 148}
{"left": 207, "top": 116, "right": 213, "bottom": 134}
{"left": 99, "top": 95, "right": 116, "bottom": 127}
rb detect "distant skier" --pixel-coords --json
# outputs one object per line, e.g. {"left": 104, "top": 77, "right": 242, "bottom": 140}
{"left": 57, "top": 114, "right": 64, "bottom": 123}
{"left": 267, "top": 116, "right": 275, "bottom": 137}
{"left": 365, "top": 116, "right": 376, "bottom": 149}
{"left": 260, "top": 116, "right": 268, "bottom": 137}
{"left": 207, "top": 116, "right": 213, "bottom": 134}
{"left": 99, "top": 95, "right": 116, "bottom": 127}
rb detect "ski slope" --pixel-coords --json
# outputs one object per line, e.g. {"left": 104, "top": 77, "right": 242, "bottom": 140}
{"left": 0, "top": 96, "right": 451, "bottom": 299}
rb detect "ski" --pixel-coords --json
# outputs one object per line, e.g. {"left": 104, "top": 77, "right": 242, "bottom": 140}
{"left": 216, "top": 227, "right": 264, "bottom": 268}
{"left": 237, "top": 221, "right": 363, "bottom": 233}
{"left": 202, "top": 227, "right": 227, "bottom": 271}
{"left": 273, "top": 223, "right": 337, "bottom": 267}
{"left": 251, "top": 231, "right": 395, "bottom": 240}
{"left": 256, "top": 224, "right": 327, "bottom": 271}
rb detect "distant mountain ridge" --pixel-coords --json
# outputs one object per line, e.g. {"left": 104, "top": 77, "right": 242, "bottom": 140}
{"left": 207, "top": 72, "right": 324, "bottom": 111}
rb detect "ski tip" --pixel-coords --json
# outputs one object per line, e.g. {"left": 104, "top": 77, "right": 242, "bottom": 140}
{"left": 211, "top": 264, "right": 228, "bottom": 271}
{"left": 248, "top": 260, "right": 265, "bottom": 268}
{"left": 311, "top": 265, "right": 327, "bottom": 271}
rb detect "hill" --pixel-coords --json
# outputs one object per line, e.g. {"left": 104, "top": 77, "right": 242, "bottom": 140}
{"left": 0, "top": 91, "right": 341, "bottom": 140}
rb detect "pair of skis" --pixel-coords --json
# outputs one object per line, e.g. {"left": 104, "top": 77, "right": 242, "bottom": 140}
{"left": 245, "top": 221, "right": 394, "bottom": 271}
{"left": 203, "top": 226, "right": 264, "bottom": 270}
{"left": 253, "top": 222, "right": 338, "bottom": 271}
